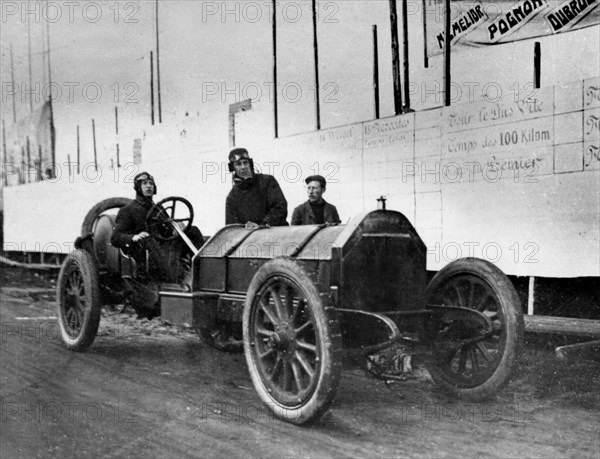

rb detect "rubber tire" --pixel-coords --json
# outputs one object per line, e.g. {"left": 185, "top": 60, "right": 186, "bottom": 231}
{"left": 80, "top": 196, "right": 132, "bottom": 259}
{"left": 56, "top": 249, "right": 103, "bottom": 351}
{"left": 243, "top": 258, "right": 342, "bottom": 425}
{"left": 425, "top": 258, "right": 523, "bottom": 401}
{"left": 81, "top": 197, "right": 132, "bottom": 237}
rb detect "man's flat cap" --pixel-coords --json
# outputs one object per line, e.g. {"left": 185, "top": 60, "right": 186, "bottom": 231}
{"left": 305, "top": 175, "right": 326, "bottom": 188}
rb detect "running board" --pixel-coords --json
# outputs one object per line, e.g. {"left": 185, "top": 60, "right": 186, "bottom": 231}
{"left": 159, "top": 290, "right": 219, "bottom": 328}
{"left": 160, "top": 283, "right": 191, "bottom": 294}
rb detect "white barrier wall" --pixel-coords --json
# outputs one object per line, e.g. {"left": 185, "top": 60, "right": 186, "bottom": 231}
{"left": 4, "top": 78, "right": 599, "bottom": 278}
{"left": 3, "top": 173, "right": 134, "bottom": 254}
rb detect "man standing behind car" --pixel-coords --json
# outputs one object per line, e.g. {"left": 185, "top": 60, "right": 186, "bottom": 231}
{"left": 291, "top": 175, "right": 341, "bottom": 225}
{"left": 225, "top": 148, "right": 288, "bottom": 227}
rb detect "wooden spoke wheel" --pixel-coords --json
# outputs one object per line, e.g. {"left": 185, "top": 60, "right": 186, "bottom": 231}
{"left": 243, "top": 258, "right": 342, "bottom": 424}
{"left": 56, "top": 249, "right": 102, "bottom": 351}
{"left": 425, "top": 258, "right": 523, "bottom": 401}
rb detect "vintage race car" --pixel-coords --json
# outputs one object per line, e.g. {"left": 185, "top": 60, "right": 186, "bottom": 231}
{"left": 56, "top": 196, "right": 524, "bottom": 424}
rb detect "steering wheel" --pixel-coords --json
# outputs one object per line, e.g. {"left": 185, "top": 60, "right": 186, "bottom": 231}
{"left": 146, "top": 197, "right": 194, "bottom": 241}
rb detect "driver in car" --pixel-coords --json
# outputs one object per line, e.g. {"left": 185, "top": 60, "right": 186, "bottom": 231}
{"left": 111, "top": 171, "right": 203, "bottom": 284}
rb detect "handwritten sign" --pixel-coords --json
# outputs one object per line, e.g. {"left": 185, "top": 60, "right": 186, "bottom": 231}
{"left": 584, "top": 79, "right": 600, "bottom": 109}
{"left": 442, "top": 86, "right": 553, "bottom": 133}
{"left": 443, "top": 117, "right": 553, "bottom": 159}
{"left": 363, "top": 113, "right": 414, "bottom": 149}
{"left": 584, "top": 108, "right": 600, "bottom": 170}
{"left": 318, "top": 125, "right": 361, "bottom": 153}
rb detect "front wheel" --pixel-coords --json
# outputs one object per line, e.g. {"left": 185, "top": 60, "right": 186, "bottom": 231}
{"left": 425, "top": 258, "right": 523, "bottom": 401}
{"left": 56, "top": 249, "right": 102, "bottom": 351}
{"left": 243, "top": 258, "right": 342, "bottom": 425}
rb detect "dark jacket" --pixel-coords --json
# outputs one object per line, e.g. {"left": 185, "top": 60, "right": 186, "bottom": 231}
{"left": 225, "top": 174, "right": 288, "bottom": 226}
{"left": 111, "top": 196, "right": 204, "bottom": 283}
{"left": 291, "top": 200, "right": 341, "bottom": 225}
{"left": 112, "top": 196, "right": 204, "bottom": 249}
{"left": 111, "top": 196, "right": 153, "bottom": 248}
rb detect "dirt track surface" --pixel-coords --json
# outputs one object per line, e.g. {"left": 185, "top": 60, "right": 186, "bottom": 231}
{"left": 1, "top": 267, "right": 599, "bottom": 458}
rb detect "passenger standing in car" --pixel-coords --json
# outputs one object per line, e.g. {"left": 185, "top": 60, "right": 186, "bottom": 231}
{"left": 291, "top": 175, "right": 341, "bottom": 225}
{"left": 225, "top": 148, "right": 288, "bottom": 227}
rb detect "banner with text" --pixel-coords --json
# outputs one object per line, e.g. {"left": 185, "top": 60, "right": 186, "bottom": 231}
{"left": 425, "top": 0, "right": 599, "bottom": 57}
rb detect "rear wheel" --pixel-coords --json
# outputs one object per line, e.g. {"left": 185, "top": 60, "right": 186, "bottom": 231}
{"left": 243, "top": 258, "right": 342, "bottom": 424}
{"left": 56, "top": 249, "right": 103, "bottom": 351}
{"left": 425, "top": 258, "right": 523, "bottom": 401}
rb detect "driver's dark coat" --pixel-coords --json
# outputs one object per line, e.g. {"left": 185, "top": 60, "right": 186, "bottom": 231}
{"left": 111, "top": 196, "right": 153, "bottom": 249}
{"left": 110, "top": 196, "right": 203, "bottom": 284}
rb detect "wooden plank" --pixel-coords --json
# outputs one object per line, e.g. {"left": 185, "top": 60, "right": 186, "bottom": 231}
{"left": 0, "top": 255, "right": 61, "bottom": 271}
{"left": 555, "top": 340, "right": 600, "bottom": 360}
{"left": 524, "top": 315, "right": 600, "bottom": 338}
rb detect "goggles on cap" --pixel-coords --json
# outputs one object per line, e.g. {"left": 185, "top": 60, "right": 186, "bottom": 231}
{"left": 133, "top": 172, "right": 157, "bottom": 195}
